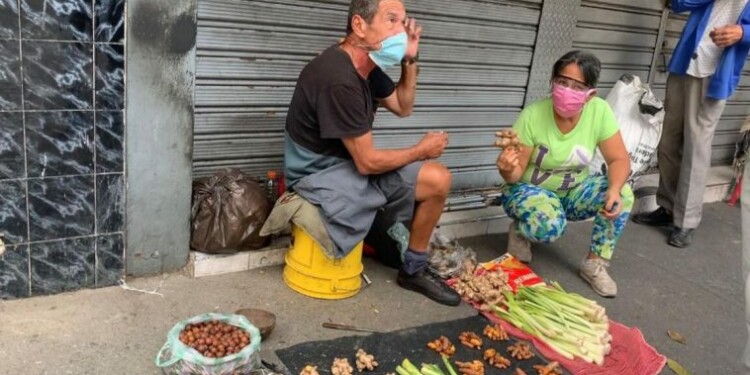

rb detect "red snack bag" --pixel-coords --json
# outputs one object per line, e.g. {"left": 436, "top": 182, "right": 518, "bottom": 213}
{"left": 480, "top": 253, "right": 545, "bottom": 292}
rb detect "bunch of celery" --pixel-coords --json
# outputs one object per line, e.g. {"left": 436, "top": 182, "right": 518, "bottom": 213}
{"left": 394, "top": 356, "right": 458, "bottom": 375}
{"left": 492, "top": 282, "right": 612, "bottom": 365}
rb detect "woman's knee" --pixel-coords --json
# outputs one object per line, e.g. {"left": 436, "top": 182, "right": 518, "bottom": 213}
{"left": 519, "top": 209, "right": 567, "bottom": 243}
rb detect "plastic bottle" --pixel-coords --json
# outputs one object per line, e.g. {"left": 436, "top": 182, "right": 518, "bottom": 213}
{"left": 266, "top": 170, "right": 279, "bottom": 203}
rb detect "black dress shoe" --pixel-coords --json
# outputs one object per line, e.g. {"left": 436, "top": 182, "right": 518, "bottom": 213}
{"left": 396, "top": 269, "right": 461, "bottom": 306}
{"left": 668, "top": 227, "right": 694, "bottom": 248}
{"left": 632, "top": 207, "right": 673, "bottom": 227}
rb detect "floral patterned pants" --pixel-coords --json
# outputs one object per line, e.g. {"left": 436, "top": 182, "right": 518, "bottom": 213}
{"left": 499, "top": 175, "right": 634, "bottom": 260}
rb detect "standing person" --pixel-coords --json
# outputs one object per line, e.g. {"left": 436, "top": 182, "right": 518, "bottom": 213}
{"left": 632, "top": 0, "right": 750, "bottom": 248}
{"left": 283, "top": 0, "right": 461, "bottom": 305}
{"left": 497, "top": 51, "right": 633, "bottom": 298}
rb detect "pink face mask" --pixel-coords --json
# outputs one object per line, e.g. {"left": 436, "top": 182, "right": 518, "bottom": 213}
{"left": 551, "top": 83, "right": 593, "bottom": 118}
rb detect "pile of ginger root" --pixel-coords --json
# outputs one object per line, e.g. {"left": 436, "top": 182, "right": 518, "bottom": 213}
{"left": 451, "top": 262, "right": 512, "bottom": 312}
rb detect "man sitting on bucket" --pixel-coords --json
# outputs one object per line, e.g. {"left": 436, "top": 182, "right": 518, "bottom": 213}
{"left": 283, "top": 0, "right": 461, "bottom": 306}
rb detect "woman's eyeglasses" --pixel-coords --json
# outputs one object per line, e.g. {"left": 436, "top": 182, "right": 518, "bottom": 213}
{"left": 552, "top": 76, "right": 591, "bottom": 92}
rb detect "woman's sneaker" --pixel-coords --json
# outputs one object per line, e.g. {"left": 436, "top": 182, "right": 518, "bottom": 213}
{"left": 507, "top": 221, "right": 532, "bottom": 262}
{"left": 579, "top": 257, "right": 617, "bottom": 297}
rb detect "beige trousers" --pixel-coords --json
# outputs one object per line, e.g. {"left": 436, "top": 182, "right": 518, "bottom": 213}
{"left": 657, "top": 74, "right": 727, "bottom": 229}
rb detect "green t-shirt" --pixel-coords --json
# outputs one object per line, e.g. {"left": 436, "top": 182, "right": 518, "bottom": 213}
{"left": 513, "top": 97, "right": 619, "bottom": 194}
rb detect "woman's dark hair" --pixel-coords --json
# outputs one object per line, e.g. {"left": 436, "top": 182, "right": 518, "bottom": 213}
{"left": 551, "top": 50, "right": 602, "bottom": 88}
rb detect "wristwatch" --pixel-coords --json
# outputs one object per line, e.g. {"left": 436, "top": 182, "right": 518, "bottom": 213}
{"left": 402, "top": 53, "right": 419, "bottom": 66}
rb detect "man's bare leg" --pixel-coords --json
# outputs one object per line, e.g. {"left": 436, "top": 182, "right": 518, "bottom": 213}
{"left": 396, "top": 161, "right": 460, "bottom": 306}
{"left": 409, "top": 162, "right": 451, "bottom": 250}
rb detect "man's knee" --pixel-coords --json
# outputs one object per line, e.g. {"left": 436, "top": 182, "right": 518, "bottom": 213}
{"left": 417, "top": 162, "right": 452, "bottom": 199}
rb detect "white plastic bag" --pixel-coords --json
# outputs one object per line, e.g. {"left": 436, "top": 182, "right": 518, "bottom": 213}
{"left": 589, "top": 74, "right": 664, "bottom": 181}
{"left": 427, "top": 231, "right": 477, "bottom": 279}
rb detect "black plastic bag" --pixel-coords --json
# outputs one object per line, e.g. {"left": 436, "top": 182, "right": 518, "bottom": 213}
{"left": 190, "top": 169, "right": 271, "bottom": 253}
{"left": 364, "top": 215, "right": 405, "bottom": 269}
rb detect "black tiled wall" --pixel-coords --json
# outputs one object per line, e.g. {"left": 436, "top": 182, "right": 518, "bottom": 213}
{"left": 0, "top": 0, "right": 125, "bottom": 299}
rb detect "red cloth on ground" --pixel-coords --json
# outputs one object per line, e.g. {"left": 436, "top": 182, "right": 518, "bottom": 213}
{"left": 482, "top": 312, "right": 667, "bottom": 375}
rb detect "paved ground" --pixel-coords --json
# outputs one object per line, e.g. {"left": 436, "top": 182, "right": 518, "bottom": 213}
{"left": 0, "top": 202, "right": 744, "bottom": 375}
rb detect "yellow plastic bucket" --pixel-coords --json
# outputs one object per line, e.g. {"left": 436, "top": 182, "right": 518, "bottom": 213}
{"left": 283, "top": 225, "right": 363, "bottom": 299}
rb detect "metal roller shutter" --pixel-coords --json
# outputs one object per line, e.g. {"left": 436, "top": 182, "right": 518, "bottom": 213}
{"left": 572, "top": 0, "right": 665, "bottom": 97}
{"left": 663, "top": 12, "right": 750, "bottom": 165}
{"left": 193, "top": 0, "right": 543, "bottom": 189}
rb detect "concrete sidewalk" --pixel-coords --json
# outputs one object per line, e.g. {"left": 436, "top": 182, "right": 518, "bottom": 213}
{"left": 0, "top": 202, "right": 744, "bottom": 375}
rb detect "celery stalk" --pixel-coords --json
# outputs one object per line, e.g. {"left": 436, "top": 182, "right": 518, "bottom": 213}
{"left": 533, "top": 334, "right": 579, "bottom": 360}
{"left": 396, "top": 366, "right": 411, "bottom": 375}
{"left": 441, "top": 355, "right": 458, "bottom": 375}
{"left": 420, "top": 364, "right": 445, "bottom": 375}
{"left": 402, "top": 359, "right": 421, "bottom": 375}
